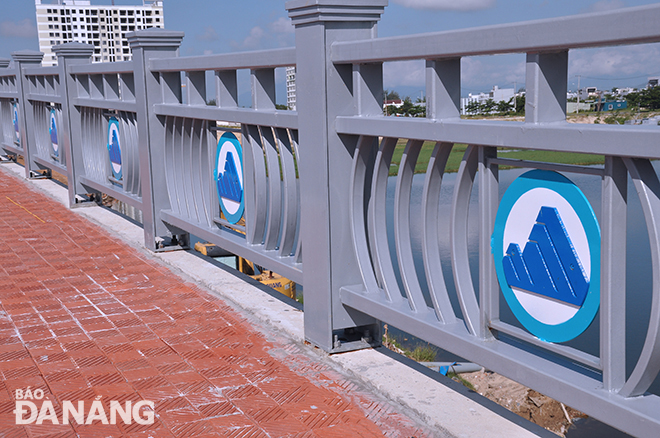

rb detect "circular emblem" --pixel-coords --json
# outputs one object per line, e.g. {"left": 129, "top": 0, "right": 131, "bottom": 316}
{"left": 107, "top": 117, "right": 122, "bottom": 181}
{"left": 492, "top": 170, "right": 600, "bottom": 343}
{"left": 214, "top": 132, "right": 244, "bottom": 224}
{"left": 49, "top": 109, "right": 59, "bottom": 157}
{"left": 12, "top": 102, "right": 20, "bottom": 145}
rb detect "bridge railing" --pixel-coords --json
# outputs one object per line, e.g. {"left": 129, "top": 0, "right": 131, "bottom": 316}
{"left": 0, "top": 59, "right": 19, "bottom": 156}
{"left": 140, "top": 37, "right": 302, "bottom": 280}
{"left": 2, "top": 1, "right": 660, "bottom": 435}
{"left": 286, "top": 1, "right": 660, "bottom": 436}
{"left": 22, "top": 64, "right": 66, "bottom": 177}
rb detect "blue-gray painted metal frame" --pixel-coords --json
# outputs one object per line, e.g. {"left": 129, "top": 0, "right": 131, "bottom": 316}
{"left": 2, "top": 1, "right": 660, "bottom": 435}
{"left": 286, "top": 1, "right": 660, "bottom": 436}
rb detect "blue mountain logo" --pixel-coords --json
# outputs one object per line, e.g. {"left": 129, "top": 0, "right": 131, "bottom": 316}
{"left": 502, "top": 206, "right": 589, "bottom": 306}
{"left": 50, "top": 117, "right": 58, "bottom": 146}
{"left": 108, "top": 127, "right": 122, "bottom": 179}
{"left": 217, "top": 151, "right": 242, "bottom": 203}
{"left": 13, "top": 108, "right": 19, "bottom": 139}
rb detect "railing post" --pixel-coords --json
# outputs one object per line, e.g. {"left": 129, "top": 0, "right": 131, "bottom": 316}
{"left": 287, "top": 0, "right": 388, "bottom": 352}
{"left": 525, "top": 51, "right": 568, "bottom": 123}
{"left": 11, "top": 51, "right": 43, "bottom": 179}
{"left": 127, "top": 29, "right": 184, "bottom": 251}
{"left": 52, "top": 43, "right": 94, "bottom": 208}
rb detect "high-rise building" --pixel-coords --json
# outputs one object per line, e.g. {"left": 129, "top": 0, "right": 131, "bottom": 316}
{"left": 35, "top": 0, "right": 164, "bottom": 66}
{"left": 286, "top": 66, "right": 296, "bottom": 111}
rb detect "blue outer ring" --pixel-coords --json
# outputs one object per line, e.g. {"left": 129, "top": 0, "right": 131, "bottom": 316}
{"left": 492, "top": 170, "right": 601, "bottom": 343}
{"left": 107, "top": 118, "right": 122, "bottom": 180}
{"left": 12, "top": 103, "right": 19, "bottom": 145}
{"left": 214, "top": 132, "right": 244, "bottom": 224}
{"left": 49, "top": 109, "right": 58, "bottom": 157}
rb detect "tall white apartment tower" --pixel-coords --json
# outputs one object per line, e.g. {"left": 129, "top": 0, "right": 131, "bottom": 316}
{"left": 35, "top": 0, "right": 165, "bottom": 66}
{"left": 286, "top": 66, "right": 296, "bottom": 111}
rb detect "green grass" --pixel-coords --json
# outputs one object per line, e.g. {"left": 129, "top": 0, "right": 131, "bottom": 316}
{"left": 388, "top": 141, "right": 604, "bottom": 176}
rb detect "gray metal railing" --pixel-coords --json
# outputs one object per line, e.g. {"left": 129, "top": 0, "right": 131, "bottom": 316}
{"left": 1, "top": 1, "right": 660, "bottom": 435}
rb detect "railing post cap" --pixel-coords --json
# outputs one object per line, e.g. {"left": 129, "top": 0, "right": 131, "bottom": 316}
{"left": 127, "top": 28, "right": 184, "bottom": 49}
{"left": 286, "top": 0, "right": 387, "bottom": 26}
{"left": 11, "top": 50, "right": 44, "bottom": 64}
{"left": 0, "top": 58, "right": 10, "bottom": 68}
{"left": 52, "top": 42, "right": 94, "bottom": 58}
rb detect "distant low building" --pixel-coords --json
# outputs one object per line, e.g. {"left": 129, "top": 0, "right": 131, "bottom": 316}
{"left": 384, "top": 99, "right": 404, "bottom": 108}
{"left": 460, "top": 85, "right": 515, "bottom": 115}
{"left": 597, "top": 101, "right": 627, "bottom": 112}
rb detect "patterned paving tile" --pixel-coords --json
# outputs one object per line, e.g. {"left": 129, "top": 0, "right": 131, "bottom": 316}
{"left": 0, "top": 168, "right": 434, "bottom": 438}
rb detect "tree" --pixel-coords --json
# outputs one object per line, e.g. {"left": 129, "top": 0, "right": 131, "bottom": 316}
{"left": 625, "top": 87, "right": 660, "bottom": 110}
{"left": 480, "top": 98, "right": 496, "bottom": 114}
{"left": 384, "top": 89, "right": 400, "bottom": 101}
{"left": 515, "top": 95, "right": 525, "bottom": 115}
{"left": 497, "top": 100, "right": 512, "bottom": 114}
{"left": 465, "top": 100, "right": 480, "bottom": 115}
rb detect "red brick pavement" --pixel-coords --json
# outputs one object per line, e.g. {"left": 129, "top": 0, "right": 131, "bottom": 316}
{"left": 0, "top": 170, "right": 432, "bottom": 437}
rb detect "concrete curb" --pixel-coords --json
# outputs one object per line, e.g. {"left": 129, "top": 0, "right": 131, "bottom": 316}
{"left": 2, "top": 163, "right": 551, "bottom": 438}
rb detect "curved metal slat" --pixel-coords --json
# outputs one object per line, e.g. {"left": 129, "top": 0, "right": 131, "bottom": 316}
{"left": 244, "top": 124, "right": 268, "bottom": 245}
{"left": 118, "top": 113, "right": 132, "bottom": 191}
{"left": 290, "top": 129, "right": 303, "bottom": 264}
{"left": 394, "top": 139, "right": 428, "bottom": 312}
{"left": 182, "top": 118, "right": 198, "bottom": 222}
{"left": 275, "top": 127, "right": 298, "bottom": 257}
{"left": 261, "top": 126, "right": 283, "bottom": 251}
{"left": 196, "top": 120, "right": 211, "bottom": 227}
{"left": 620, "top": 158, "right": 660, "bottom": 397}
{"left": 129, "top": 113, "right": 140, "bottom": 196}
{"left": 369, "top": 137, "right": 401, "bottom": 303}
{"left": 450, "top": 144, "right": 480, "bottom": 335}
{"left": 348, "top": 135, "right": 380, "bottom": 294}
{"left": 33, "top": 102, "right": 48, "bottom": 160}
{"left": 421, "top": 142, "right": 458, "bottom": 324}
{"left": 56, "top": 107, "right": 65, "bottom": 169}
{"left": 164, "top": 116, "right": 180, "bottom": 214}
{"left": 120, "top": 112, "right": 134, "bottom": 195}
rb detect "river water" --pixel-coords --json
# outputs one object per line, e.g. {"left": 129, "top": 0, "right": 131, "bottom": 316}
{"left": 382, "top": 165, "right": 658, "bottom": 437}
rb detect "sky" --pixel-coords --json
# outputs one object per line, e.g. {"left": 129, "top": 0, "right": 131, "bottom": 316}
{"left": 2, "top": 0, "right": 660, "bottom": 102}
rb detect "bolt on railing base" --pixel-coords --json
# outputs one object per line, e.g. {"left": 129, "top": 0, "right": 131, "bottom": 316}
{"left": 0, "top": 154, "right": 17, "bottom": 164}
{"left": 154, "top": 234, "right": 189, "bottom": 253}
{"left": 327, "top": 324, "right": 381, "bottom": 354}
{"left": 71, "top": 193, "right": 101, "bottom": 208}
{"left": 29, "top": 169, "right": 51, "bottom": 180}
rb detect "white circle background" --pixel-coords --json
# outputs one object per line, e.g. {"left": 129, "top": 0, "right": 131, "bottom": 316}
{"left": 217, "top": 140, "right": 243, "bottom": 216}
{"left": 51, "top": 112, "right": 58, "bottom": 152}
{"left": 108, "top": 123, "right": 121, "bottom": 174}
{"left": 502, "top": 187, "right": 591, "bottom": 325}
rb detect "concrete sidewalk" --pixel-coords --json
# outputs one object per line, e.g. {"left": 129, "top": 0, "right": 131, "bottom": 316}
{"left": 0, "top": 163, "right": 550, "bottom": 438}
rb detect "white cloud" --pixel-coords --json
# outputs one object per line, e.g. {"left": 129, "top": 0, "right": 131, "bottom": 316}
{"left": 270, "top": 17, "right": 293, "bottom": 34}
{"left": 383, "top": 60, "right": 425, "bottom": 87}
{"left": 586, "top": 0, "right": 626, "bottom": 13}
{"left": 0, "top": 19, "right": 37, "bottom": 38}
{"left": 197, "top": 26, "right": 218, "bottom": 42}
{"left": 203, "top": 49, "right": 213, "bottom": 56}
{"left": 570, "top": 44, "right": 660, "bottom": 78}
{"left": 392, "top": 0, "right": 495, "bottom": 11}
{"left": 232, "top": 26, "right": 265, "bottom": 49}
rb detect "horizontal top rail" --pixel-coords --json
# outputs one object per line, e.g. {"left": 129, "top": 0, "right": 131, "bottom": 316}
{"left": 332, "top": 4, "right": 660, "bottom": 63}
{"left": 68, "top": 61, "right": 134, "bottom": 75}
{"left": 149, "top": 47, "right": 296, "bottom": 72}
{"left": 0, "top": 68, "right": 17, "bottom": 78}
{"left": 335, "top": 115, "right": 660, "bottom": 159}
{"left": 23, "top": 66, "right": 59, "bottom": 77}
{"left": 153, "top": 104, "right": 298, "bottom": 129}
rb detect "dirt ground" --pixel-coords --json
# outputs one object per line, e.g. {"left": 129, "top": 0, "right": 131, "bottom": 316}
{"left": 459, "top": 370, "right": 586, "bottom": 437}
